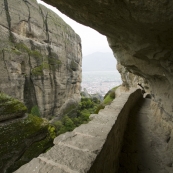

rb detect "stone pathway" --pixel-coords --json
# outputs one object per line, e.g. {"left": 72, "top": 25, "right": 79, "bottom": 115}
{"left": 119, "top": 98, "right": 173, "bottom": 173}
{"left": 14, "top": 91, "right": 173, "bottom": 173}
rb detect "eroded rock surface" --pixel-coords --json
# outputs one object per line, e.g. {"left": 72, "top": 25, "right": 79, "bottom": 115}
{"left": 42, "top": 0, "right": 173, "bottom": 120}
{"left": 0, "top": 0, "right": 82, "bottom": 118}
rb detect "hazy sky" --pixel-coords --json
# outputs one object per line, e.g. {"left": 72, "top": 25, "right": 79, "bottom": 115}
{"left": 37, "top": 0, "right": 112, "bottom": 56}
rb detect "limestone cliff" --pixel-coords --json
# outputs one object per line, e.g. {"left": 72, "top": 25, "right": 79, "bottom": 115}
{"left": 0, "top": 0, "right": 82, "bottom": 118}
{"left": 42, "top": 0, "right": 173, "bottom": 126}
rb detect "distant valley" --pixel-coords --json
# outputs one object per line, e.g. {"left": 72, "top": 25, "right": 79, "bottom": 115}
{"left": 82, "top": 52, "right": 122, "bottom": 95}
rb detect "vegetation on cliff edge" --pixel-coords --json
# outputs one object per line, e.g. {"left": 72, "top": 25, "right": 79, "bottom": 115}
{"left": 0, "top": 92, "right": 27, "bottom": 116}
{"left": 0, "top": 92, "right": 56, "bottom": 173}
{"left": 95, "top": 86, "right": 119, "bottom": 113}
{"left": 53, "top": 86, "right": 119, "bottom": 136}
{"left": 53, "top": 97, "right": 101, "bottom": 135}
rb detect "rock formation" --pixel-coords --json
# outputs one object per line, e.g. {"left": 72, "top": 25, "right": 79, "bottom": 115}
{"left": 0, "top": 92, "right": 56, "bottom": 173}
{"left": 0, "top": 0, "right": 82, "bottom": 119}
{"left": 42, "top": 0, "right": 173, "bottom": 121}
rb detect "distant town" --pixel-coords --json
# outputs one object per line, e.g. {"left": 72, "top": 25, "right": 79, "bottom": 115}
{"left": 82, "top": 80, "right": 122, "bottom": 96}
{"left": 81, "top": 71, "right": 122, "bottom": 96}
{"left": 81, "top": 52, "right": 122, "bottom": 96}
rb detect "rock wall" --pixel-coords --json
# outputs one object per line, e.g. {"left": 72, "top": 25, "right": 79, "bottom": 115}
{"left": 42, "top": 0, "right": 173, "bottom": 121}
{"left": 15, "top": 88, "right": 142, "bottom": 173}
{"left": 0, "top": 0, "right": 82, "bottom": 118}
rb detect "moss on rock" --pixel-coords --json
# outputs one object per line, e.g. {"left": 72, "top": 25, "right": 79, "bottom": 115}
{"left": 103, "top": 86, "right": 119, "bottom": 105}
{"left": 0, "top": 114, "right": 55, "bottom": 173}
{"left": 0, "top": 93, "right": 56, "bottom": 173}
{"left": 95, "top": 86, "right": 120, "bottom": 113}
{"left": 0, "top": 92, "right": 27, "bottom": 117}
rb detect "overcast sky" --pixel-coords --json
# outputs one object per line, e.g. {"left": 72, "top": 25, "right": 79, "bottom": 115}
{"left": 37, "top": 0, "right": 112, "bottom": 56}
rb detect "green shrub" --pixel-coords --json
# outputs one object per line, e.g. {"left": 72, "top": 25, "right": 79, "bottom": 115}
{"left": 53, "top": 97, "right": 100, "bottom": 135}
{"left": 15, "top": 42, "right": 31, "bottom": 53}
{"left": 54, "top": 121, "right": 63, "bottom": 130}
{"left": 103, "top": 94, "right": 114, "bottom": 105}
{"left": 109, "top": 90, "right": 115, "bottom": 99}
{"left": 72, "top": 117, "right": 82, "bottom": 126}
{"left": 103, "top": 86, "right": 119, "bottom": 105}
{"left": 47, "top": 57, "right": 62, "bottom": 71}
{"left": 95, "top": 104, "right": 105, "bottom": 114}
{"left": 29, "top": 50, "right": 42, "bottom": 58}
{"left": 53, "top": 116, "right": 75, "bottom": 135}
{"left": 53, "top": 87, "right": 120, "bottom": 136}
{"left": 92, "top": 97, "right": 101, "bottom": 104}
{"left": 95, "top": 86, "right": 120, "bottom": 113}
{"left": 31, "top": 105, "right": 41, "bottom": 117}
{"left": 62, "top": 115, "right": 75, "bottom": 131}
{"left": 77, "top": 109, "right": 90, "bottom": 123}
{"left": 79, "top": 97, "right": 94, "bottom": 109}
{"left": 0, "top": 92, "right": 27, "bottom": 115}
{"left": 48, "top": 126, "right": 56, "bottom": 139}
{"left": 31, "top": 62, "right": 49, "bottom": 76}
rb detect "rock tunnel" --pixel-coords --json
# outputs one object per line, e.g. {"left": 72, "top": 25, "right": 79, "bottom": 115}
{"left": 14, "top": 0, "right": 173, "bottom": 172}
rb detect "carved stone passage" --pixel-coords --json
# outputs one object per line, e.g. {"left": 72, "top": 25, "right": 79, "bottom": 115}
{"left": 15, "top": 88, "right": 142, "bottom": 173}
{"left": 119, "top": 98, "right": 173, "bottom": 173}
{"left": 42, "top": 0, "right": 173, "bottom": 121}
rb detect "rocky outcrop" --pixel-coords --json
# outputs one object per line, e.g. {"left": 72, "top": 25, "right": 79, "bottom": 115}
{"left": 0, "top": 92, "right": 56, "bottom": 173}
{"left": 0, "top": 0, "right": 82, "bottom": 118}
{"left": 42, "top": 0, "right": 173, "bottom": 122}
{"left": 0, "top": 92, "right": 27, "bottom": 122}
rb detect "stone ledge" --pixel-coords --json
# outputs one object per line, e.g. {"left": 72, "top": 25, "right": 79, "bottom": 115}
{"left": 15, "top": 88, "right": 142, "bottom": 173}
